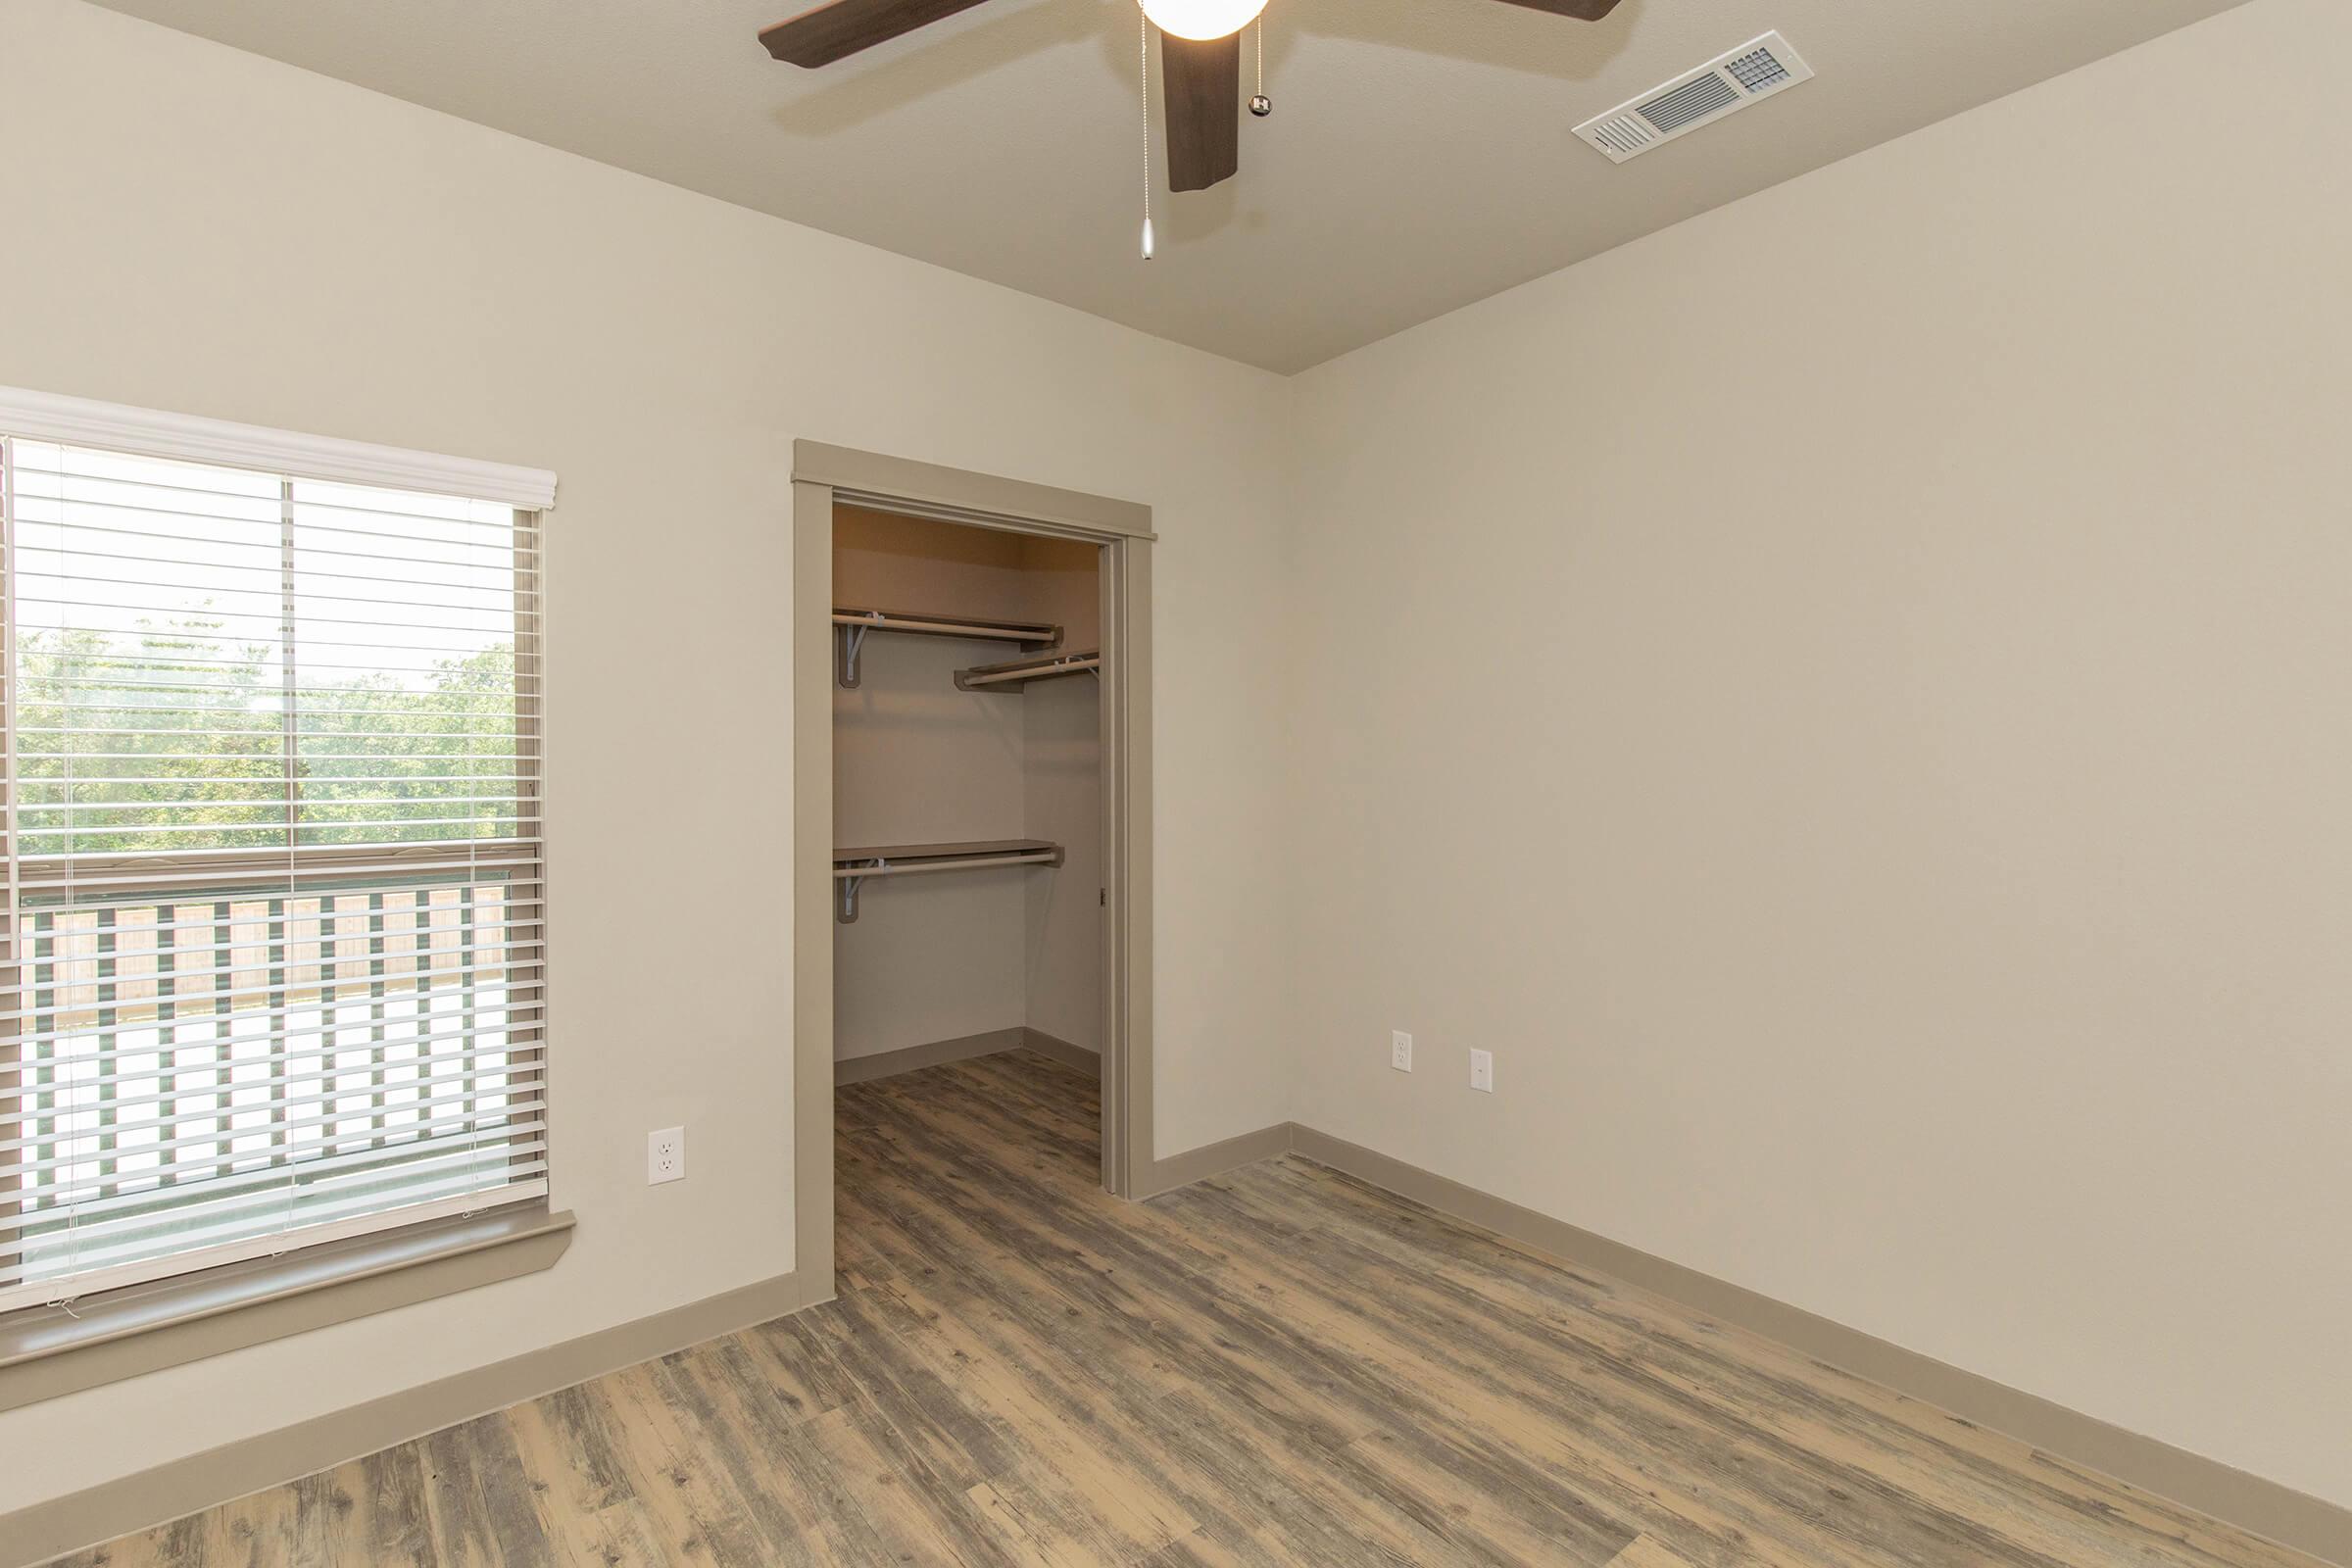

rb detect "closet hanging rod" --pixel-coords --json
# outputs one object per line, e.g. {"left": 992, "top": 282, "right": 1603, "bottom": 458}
{"left": 833, "top": 852, "right": 1058, "bottom": 880}
{"left": 831, "top": 839, "right": 1064, "bottom": 922}
{"left": 955, "top": 650, "right": 1102, "bottom": 691}
{"left": 832, "top": 605, "right": 1060, "bottom": 689}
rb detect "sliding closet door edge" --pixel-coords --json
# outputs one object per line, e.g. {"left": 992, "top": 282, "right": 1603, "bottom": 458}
{"left": 1112, "top": 536, "right": 1155, "bottom": 1197}
{"left": 791, "top": 477, "right": 837, "bottom": 1306}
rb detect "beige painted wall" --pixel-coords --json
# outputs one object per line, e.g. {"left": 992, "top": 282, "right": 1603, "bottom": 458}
{"left": 0, "top": 0, "right": 1295, "bottom": 1509}
{"left": 1287, "top": 0, "right": 2351, "bottom": 1509}
{"left": 832, "top": 505, "right": 1043, "bottom": 627}
{"left": 833, "top": 510, "right": 1030, "bottom": 1059}
{"left": 830, "top": 510, "right": 1100, "bottom": 1060}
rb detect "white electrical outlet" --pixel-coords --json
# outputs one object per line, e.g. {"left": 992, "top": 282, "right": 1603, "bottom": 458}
{"left": 648, "top": 1126, "right": 686, "bottom": 1185}
{"left": 1392, "top": 1030, "right": 1414, "bottom": 1072}
{"left": 1469, "top": 1049, "right": 1494, "bottom": 1094}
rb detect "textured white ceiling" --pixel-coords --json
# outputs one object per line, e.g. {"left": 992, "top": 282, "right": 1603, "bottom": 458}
{"left": 88, "top": 0, "right": 2247, "bottom": 371}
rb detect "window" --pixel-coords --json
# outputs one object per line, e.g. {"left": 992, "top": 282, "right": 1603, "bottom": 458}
{"left": 0, "top": 428, "right": 546, "bottom": 1312}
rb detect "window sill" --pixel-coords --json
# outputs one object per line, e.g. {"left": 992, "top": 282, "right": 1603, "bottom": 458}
{"left": 0, "top": 1204, "right": 574, "bottom": 1412}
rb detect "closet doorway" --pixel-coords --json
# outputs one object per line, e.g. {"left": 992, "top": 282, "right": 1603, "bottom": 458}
{"left": 789, "top": 442, "right": 1154, "bottom": 1301}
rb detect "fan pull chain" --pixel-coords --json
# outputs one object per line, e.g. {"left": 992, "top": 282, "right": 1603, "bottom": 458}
{"left": 1250, "top": 18, "right": 1270, "bottom": 117}
{"left": 1139, "top": 7, "right": 1154, "bottom": 261}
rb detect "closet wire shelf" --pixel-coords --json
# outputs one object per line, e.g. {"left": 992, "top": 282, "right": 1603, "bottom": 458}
{"left": 956, "top": 650, "right": 1102, "bottom": 690}
{"left": 833, "top": 605, "right": 1059, "bottom": 689}
{"left": 832, "top": 839, "right": 1065, "bottom": 923}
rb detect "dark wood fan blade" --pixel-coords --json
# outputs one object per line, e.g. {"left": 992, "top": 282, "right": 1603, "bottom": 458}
{"left": 1490, "top": 0, "right": 1624, "bottom": 19}
{"left": 1160, "top": 30, "right": 1240, "bottom": 193}
{"left": 760, "top": 0, "right": 995, "bottom": 67}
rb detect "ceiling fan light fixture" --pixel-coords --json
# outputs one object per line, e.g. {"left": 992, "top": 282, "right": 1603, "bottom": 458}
{"left": 1136, "top": 0, "right": 1266, "bottom": 44}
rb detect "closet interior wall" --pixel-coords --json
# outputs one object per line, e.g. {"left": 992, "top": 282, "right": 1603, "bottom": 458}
{"left": 832, "top": 506, "right": 1102, "bottom": 1069}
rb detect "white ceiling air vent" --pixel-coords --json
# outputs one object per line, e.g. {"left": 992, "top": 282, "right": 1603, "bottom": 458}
{"left": 1575, "top": 32, "right": 1814, "bottom": 164}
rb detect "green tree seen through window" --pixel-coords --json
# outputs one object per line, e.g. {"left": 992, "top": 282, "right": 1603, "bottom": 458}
{"left": 15, "top": 616, "right": 521, "bottom": 857}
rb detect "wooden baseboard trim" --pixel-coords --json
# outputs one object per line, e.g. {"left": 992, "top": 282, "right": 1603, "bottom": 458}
{"left": 1136, "top": 1120, "right": 1297, "bottom": 1199}
{"left": 1019, "top": 1027, "right": 1102, "bottom": 1079}
{"left": 1285, "top": 1124, "right": 2352, "bottom": 1568}
{"left": 836, "top": 1027, "right": 1102, "bottom": 1088}
{"left": 835, "top": 1027, "right": 1029, "bottom": 1084}
{"left": 0, "top": 1270, "right": 808, "bottom": 1568}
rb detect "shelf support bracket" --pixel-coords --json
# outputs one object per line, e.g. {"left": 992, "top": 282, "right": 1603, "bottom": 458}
{"left": 836, "top": 858, "right": 883, "bottom": 923}
{"left": 835, "top": 618, "right": 876, "bottom": 689}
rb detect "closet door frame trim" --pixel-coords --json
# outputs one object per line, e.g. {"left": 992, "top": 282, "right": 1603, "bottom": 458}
{"left": 791, "top": 443, "right": 1155, "bottom": 1301}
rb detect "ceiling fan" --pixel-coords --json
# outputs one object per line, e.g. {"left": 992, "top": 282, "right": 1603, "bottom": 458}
{"left": 760, "top": 0, "right": 1626, "bottom": 193}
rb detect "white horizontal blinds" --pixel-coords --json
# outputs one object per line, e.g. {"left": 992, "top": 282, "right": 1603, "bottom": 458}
{"left": 0, "top": 437, "right": 545, "bottom": 1311}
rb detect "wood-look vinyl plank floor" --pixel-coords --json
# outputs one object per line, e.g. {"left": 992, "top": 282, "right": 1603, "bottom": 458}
{"left": 52, "top": 1050, "right": 2325, "bottom": 1567}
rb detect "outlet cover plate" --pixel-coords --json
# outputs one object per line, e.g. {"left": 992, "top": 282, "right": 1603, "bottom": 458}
{"left": 1392, "top": 1030, "right": 1414, "bottom": 1072}
{"left": 649, "top": 1126, "right": 685, "bottom": 1185}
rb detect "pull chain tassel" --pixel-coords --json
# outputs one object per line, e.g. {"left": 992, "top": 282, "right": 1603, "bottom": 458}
{"left": 1140, "top": 7, "right": 1154, "bottom": 260}
{"left": 1250, "top": 18, "right": 1270, "bottom": 117}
